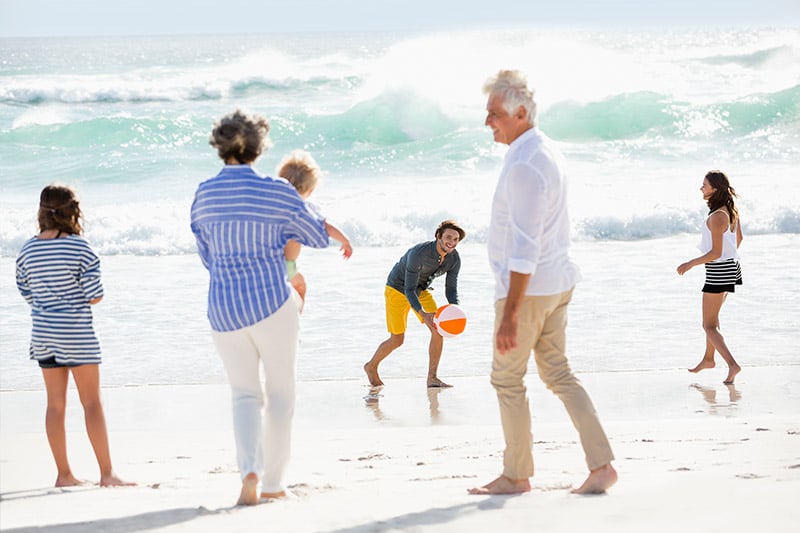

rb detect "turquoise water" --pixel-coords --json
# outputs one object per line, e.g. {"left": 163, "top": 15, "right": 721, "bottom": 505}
{"left": 1, "top": 29, "right": 799, "bottom": 389}
{"left": 1, "top": 28, "right": 799, "bottom": 256}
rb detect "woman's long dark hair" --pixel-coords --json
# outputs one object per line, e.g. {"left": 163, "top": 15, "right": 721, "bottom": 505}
{"left": 38, "top": 184, "right": 83, "bottom": 235}
{"left": 705, "top": 170, "right": 738, "bottom": 226}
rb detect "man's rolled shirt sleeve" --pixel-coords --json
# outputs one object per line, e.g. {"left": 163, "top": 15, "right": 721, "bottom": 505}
{"left": 506, "top": 162, "right": 547, "bottom": 276}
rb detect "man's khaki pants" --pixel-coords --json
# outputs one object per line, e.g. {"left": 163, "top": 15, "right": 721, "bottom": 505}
{"left": 491, "top": 288, "right": 614, "bottom": 479}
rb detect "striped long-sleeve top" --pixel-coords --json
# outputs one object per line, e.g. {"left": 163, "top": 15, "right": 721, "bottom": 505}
{"left": 16, "top": 235, "right": 104, "bottom": 365}
{"left": 190, "top": 164, "right": 330, "bottom": 332}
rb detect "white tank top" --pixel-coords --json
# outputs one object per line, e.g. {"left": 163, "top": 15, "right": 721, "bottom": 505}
{"left": 698, "top": 210, "right": 738, "bottom": 261}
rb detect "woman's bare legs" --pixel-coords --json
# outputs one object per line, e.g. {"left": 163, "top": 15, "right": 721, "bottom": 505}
{"left": 688, "top": 337, "right": 716, "bottom": 373}
{"left": 690, "top": 292, "right": 740, "bottom": 384}
{"left": 71, "top": 365, "right": 135, "bottom": 486}
{"left": 41, "top": 368, "right": 85, "bottom": 487}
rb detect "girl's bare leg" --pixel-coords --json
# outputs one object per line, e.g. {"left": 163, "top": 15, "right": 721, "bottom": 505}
{"left": 42, "top": 367, "right": 86, "bottom": 487}
{"left": 688, "top": 337, "right": 716, "bottom": 373}
{"left": 699, "top": 292, "right": 741, "bottom": 383}
{"left": 71, "top": 365, "right": 135, "bottom": 486}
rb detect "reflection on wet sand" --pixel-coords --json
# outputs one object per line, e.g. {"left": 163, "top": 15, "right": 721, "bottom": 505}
{"left": 363, "top": 385, "right": 452, "bottom": 424}
{"left": 427, "top": 387, "right": 443, "bottom": 423}
{"left": 691, "top": 383, "right": 741, "bottom": 416}
{"left": 364, "top": 386, "right": 385, "bottom": 420}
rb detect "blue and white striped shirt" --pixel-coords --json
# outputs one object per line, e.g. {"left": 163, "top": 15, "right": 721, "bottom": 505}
{"left": 190, "top": 164, "right": 330, "bottom": 332}
{"left": 16, "top": 235, "right": 104, "bottom": 365}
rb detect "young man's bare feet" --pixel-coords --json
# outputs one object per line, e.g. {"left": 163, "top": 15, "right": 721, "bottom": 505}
{"left": 689, "top": 358, "right": 715, "bottom": 373}
{"left": 571, "top": 463, "right": 617, "bottom": 494}
{"left": 237, "top": 473, "right": 259, "bottom": 505}
{"left": 364, "top": 362, "right": 384, "bottom": 387}
{"left": 99, "top": 473, "right": 137, "bottom": 487}
{"left": 427, "top": 377, "right": 452, "bottom": 388}
{"left": 55, "top": 474, "right": 88, "bottom": 487}
{"left": 468, "top": 475, "right": 530, "bottom": 495}
{"left": 723, "top": 364, "right": 741, "bottom": 385}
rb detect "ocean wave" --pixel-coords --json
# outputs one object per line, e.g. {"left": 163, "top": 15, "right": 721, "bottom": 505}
{"left": 699, "top": 44, "right": 799, "bottom": 69}
{"left": 6, "top": 83, "right": 797, "bottom": 149}
{"left": 541, "top": 85, "right": 800, "bottom": 141}
{"left": 303, "top": 89, "right": 458, "bottom": 145}
{"left": 0, "top": 74, "right": 354, "bottom": 105}
{"left": 2, "top": 207, "right": 798, "bottom": 258}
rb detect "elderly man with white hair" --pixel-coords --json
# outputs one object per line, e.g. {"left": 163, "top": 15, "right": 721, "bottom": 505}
{"left": 469, "top": 70, "right": 617, "bottom": 496}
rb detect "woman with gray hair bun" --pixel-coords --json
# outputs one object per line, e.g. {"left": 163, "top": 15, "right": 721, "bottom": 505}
{"left": 191, "top": 109, "right": 343, "bottom": 505}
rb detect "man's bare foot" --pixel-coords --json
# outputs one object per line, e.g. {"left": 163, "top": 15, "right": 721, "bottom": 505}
{"left": 364, "top": 362, "right": 384, "bottom": 387}
{"left": 723, "top": 364, "right": 741, "bottom": 385}
{"left": 55, "top": 474, "right": 88, "bottom": 487}
{"left": 237, "top": 473, "right": 259, "bottom": 505}
{"left": 427, "top": 377, "right": 452, "bottom": 388}
{"left": 99, "top": 473, "right": 137, "bottom": 487}
{"left": 688, "top": 358, "right": 715, "bottom": 373}
{"left": 468, "top": 475, "right": 530, "bottom": 495}
{"left": 571, "top": 463, "right": 617, "bottom": 494}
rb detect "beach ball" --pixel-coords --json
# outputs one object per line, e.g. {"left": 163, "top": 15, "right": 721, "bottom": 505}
{"left": 434, "top": 304, "right": 467, "bottom": 338}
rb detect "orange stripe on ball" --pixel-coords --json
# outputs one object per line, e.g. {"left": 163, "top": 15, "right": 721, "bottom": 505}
{"left": 434, "top": 304, "right": 467, "bottom": 337}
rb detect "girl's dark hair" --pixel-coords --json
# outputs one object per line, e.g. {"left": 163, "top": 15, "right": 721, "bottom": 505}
{"left": 435, "top": 220, "right": 466, "bottom": 241}
{"left": 209, "top": 109, "right": 271, "bottom": 164}
{"left": 38, "top": 184, "right": 83, "bottom": 235}
{"left": 705, "top": 170, "right": 739, "bottom": 225}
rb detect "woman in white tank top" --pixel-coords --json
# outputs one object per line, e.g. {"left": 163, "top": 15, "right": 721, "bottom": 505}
{"left": 676, "top": 171, "right": 743, "bottom": 385}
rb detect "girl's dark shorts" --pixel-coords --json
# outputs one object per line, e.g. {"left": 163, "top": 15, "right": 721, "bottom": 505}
{"left": 37, "top": 357, "right": 86, "bottom": 369}
{"left": 702, "top": 259, "right": 743, "bottom": 294}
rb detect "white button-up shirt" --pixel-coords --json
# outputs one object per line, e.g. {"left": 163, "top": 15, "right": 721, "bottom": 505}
{"left": 487, "top": 127, "right": 581, "bottom": 300}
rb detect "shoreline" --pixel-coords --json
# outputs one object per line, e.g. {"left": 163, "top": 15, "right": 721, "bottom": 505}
{"left": 2, "top": 234, "right": 799, "bottom": 392}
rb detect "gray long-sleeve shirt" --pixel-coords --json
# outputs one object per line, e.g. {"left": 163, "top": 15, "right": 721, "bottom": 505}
{"left": 386, "top": 241, "right": 460, "bottom": 312}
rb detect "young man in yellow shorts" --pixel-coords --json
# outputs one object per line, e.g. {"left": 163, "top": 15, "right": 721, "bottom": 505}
{"left": 363, "top": 220, "right": 465, "bottom": 388}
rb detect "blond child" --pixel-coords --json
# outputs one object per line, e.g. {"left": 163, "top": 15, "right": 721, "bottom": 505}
{"left": 277, "top": 150, "right": 353, "bottom": 307}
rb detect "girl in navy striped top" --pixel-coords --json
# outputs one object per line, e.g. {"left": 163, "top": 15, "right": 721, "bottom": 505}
{"left": 16, "top": 185, "right": 134, "bottom": 488}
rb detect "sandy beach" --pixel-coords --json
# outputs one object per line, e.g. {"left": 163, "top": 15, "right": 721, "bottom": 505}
{"left": 2, "top": 366, "right": 799, "bottom": 532}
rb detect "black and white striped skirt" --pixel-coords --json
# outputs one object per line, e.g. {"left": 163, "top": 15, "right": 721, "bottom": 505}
{"left": 703, "top": 258, "right": 743, "bottom": 293}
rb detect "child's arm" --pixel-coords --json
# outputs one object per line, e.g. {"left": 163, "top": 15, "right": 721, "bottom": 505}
{"left": 285, "top": 240, "right": 302, "bottom": 261}
{"left": 324, "top": 220, "right": 353, "bottom": 259}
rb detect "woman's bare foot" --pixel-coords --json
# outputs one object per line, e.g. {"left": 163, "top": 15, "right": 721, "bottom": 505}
{"left": 571, "top": 463, "right": 618, "bottom": 494}
{"left": 260, "top": 490, "right": 288, "bottom": 500}
{"left": 723, "top": 364, "right": 741, "bottom": 385}
{"left": 237, "top": 473, "right": 259, "bottom": 505}
{"left": 100, "top": 472, "right": 137, "bottom": 487}
{"left": 55, "top": 474, "right": 88, "bottom": 487}
{"left": 468, "top": 475, "right": 530, "bottom": 495}
{"left": 689, "top": 358, "right": 715, "bottom": 373}
{"left": 364, "top": 362, "right": 384, "bottom": 387}
{"left": 427, "top": 377, "right": 452, "bottom": 388}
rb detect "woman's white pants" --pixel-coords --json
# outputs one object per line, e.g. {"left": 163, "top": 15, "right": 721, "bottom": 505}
{"left": 211, "top": 294, "right": 300, "bottom": 493}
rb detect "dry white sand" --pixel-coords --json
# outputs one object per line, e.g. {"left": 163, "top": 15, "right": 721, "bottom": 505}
{"left": 2, "top": 368, "right": 799, "bottom": 532}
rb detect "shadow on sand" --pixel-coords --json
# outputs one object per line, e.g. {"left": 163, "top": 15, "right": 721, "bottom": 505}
{"left": 2, "top": 505, "right": 236, "bottom": 533}
{"left": 318, "top": 493, "right": 512, "bottom": 533}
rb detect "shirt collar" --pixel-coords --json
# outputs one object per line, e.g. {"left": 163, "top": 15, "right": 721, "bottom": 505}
{"left": 505, "top": 127, "right": 539, "bottom": 160}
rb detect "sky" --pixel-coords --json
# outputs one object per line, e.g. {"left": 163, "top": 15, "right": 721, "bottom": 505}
{"left": 1, "top": 0, "right": 799, "bottom": 38}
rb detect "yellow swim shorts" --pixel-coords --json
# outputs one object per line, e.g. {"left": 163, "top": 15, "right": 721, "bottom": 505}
{"left": 384, "top": 286, "right": 438, "bottom": 335}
